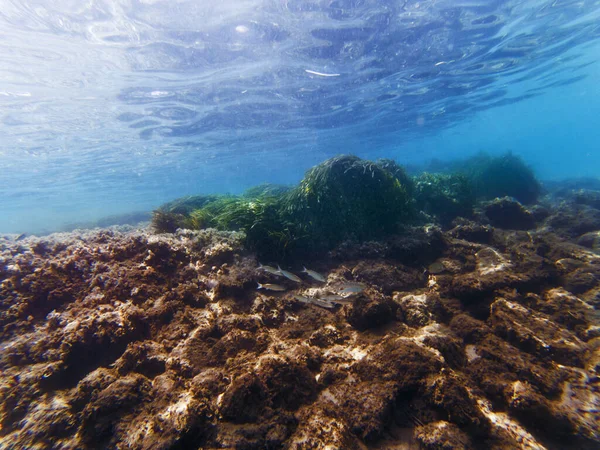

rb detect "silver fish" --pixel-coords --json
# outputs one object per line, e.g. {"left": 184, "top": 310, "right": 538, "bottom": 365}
{"left": 302, "top": 266, "right": 326, "bottom": 282}
{"left": 322, "top": 294, "right": 356, "bottom": 305}
{"left": 330, "top": 297, "right": 357, "bottom": 305}
{"left": 258, "top": 263, "right": 282, "bottom": 276}
{"left": 339, "top": 284, "right": 365, "bottom": 294}
{"left": 427, "top": 261, "right": 445, "bottom": 274}
{"left": 311, "top": 298, "right": 336, "bottom": 309}
{"left": 293, "top": 294, "right": 312, "bottom": 304}
{"left": 257, "top": 282, "right": 286, "bottom": 291}
{"left": 277, "top": 265, "right": 302, "bottom": 283}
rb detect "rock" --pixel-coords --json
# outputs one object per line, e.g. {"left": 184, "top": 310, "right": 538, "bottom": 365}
{"left": 448, "top": 219, "right": 493, "bottom": 243}
{"left": 577, "top": 230, "right": 600, "bottom": 250}
{"left": 1, "top": 218, "right": 600, "bottom": 449}
{"left": 345, "top": 295, "right": 395, "bottom": 330}
{"left": 489, "top": 297, "right": 588, "bottom": 367}
{"left": 484, "top": 197, "right": 536, "bottom": 230}
{"left": 351, "top": 261, "right": 424, "bottom": 294}
{"left": 504, "top": 380, "right": 575, "bottom": 439}
{"left": 308, "top": 325, "right": 345, "bottom": 348}
{"left": 573, "top": 189, "right": 600, "bottom": 209}
{"left": 80, "top": 373, "right": 152, "bottom": 445}
{"left": 564, "top": 268, "right": 599, "bottom": 295}
{"left": 386, "top": 226, "right": 447, "bottom": 265}
{"left": 218, "top": 373, "right": 268, "bottom": 423}
{"left": 415, "top": 421, "right": 474, "bottom": 449}
{"left": 394, "top": 293, "right": 440, "bottom": 327}
{"left": 423, "top": 373, "right": 491, "bottom": 436}
{"left": 545, "top": 204, "right": 600, "bottom": 238}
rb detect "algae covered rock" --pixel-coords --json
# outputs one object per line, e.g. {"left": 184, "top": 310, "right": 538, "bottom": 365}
{"left": 152, "top": 155, "right": 413, "bottom": 258}
{"left": 414, "top": 172, "right": 475, "bottom": 226}
{"left": 466, "top": 152, "right": 541, "bottom": 204}
{"left": 281, "top": 155, "right": 412, "bottom": 251}
{"left": 484, "top": 196, "right": 536, "bottom": 230}
{"left": 375, "top": 158, "right": 415, "bottom": 197}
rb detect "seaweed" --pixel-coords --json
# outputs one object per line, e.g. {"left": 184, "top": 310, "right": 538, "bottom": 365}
{"left": 158, "top": 195, "right": 222, "bottom": 215}
{"left": 376, "top": 158, "right": 415, "bottom": 197}
{"left": 151, "top": 155, "right": 413, "bottom": 259}
{"left": 414, "top": 173, "right": 475, "bottom": 226}
{"left": 465, "top": 152, "right": 541, "bottom": 204}
{"left": 280, "top": 155, "right": 413, "bottom": 252}
{"left": 152, "top": 195, "right": 224, "bottom": 233}
{"left": 151, "top": 210, "right": 187, "bottom": 234}
{"left": 243, "top": 184, "right": 292, "bottom": 199}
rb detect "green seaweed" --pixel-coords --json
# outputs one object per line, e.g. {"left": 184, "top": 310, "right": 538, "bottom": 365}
{"left": 151, "top": 210, "right": 188, "bottom": 234}
{"left": 464, "top": 152, "right": 542, "bottom": 204}
{"left": 414, "top": 172, "right": 475, "bottom": 226}
{"left": 152, "top": 155, "right": 414, "bottom": 259}
{"left": 376, "top": 158, "right": 415, "bottom": 197}
{"left": 158, "top": 195, "right": 221, "bottom": 215}
{"left": 280, "top": 155, "right": 412, "bottom": 251}
{"left": 243, "top": 183, "right": 292, "bottom": 199}
{"left": 152, "top": 195, "right": 227, "bottom": 233}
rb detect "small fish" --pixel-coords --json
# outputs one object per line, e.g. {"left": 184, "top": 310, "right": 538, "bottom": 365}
{"left": 15, "top": 233, "right": 27, "bottom": 241}
{"left": 257, "top": 282, "right": 286, "bottom": 292}
{"left": 311, "top": 298, "right": 336, "bottom": 309}
{"left": 427, "top": 261, "right": 445, "bottom": 274}
{"left": 324, "top": 295, "right": 357, "bottom": 305}
{"left": 302, "top": 267, "right": 326, "bottom": 282}
{"left": 277, "top": 265, "right": 302, "bottom": 283}
{"left": 258, "top": 263, "right": 282, "bottom": 276}
{"left": 293, "top": 294, "right": 312, "bottom": 304}
{"left": 339, "top": 284, "right": 365, "bottom": 294}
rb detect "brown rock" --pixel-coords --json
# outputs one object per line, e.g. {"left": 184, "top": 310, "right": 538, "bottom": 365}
{"left": 490, "top": 297, "right": 588, "bottom": 366}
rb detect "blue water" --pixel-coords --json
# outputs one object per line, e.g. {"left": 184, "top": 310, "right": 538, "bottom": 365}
{"left": 1, "top": 0, "right": 600, "bottom": 233}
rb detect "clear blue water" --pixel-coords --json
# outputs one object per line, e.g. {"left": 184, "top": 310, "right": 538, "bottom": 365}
{"left": 1, "top": 0, "right": 599, "bottom": 234}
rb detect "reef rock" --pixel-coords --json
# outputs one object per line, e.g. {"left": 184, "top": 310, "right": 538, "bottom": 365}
{"left": 484, "top": 196, "right": 536, "bottom": 230}
{"left": 1, "top": 213, "right": 599, "bottom": 449}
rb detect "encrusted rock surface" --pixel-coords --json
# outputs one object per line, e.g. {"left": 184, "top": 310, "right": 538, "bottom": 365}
{"left": 484, "top": 197, "right": 536, "bottom": 230}
{"left": 1, "top": 193, "right": 600, "bottom": 449}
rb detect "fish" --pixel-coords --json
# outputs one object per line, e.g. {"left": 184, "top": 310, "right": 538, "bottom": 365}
{"left": 339, "top": 283, "right": 365, "bottom": 294}
{"left": 257, "top": 282, "right": 286, "bottom": 291}
{"left": 293, "top": 294, "right": 336, "bottom": 309}
{"left": 258, "top": 263, "right": 282, "bottom": 276}
{"left": 293, "top": 294, "right": 312, "bottom": 304}
{"left": 427, "top": 261, "right": 445, "bottom": 274}
{"left": 311, "top": 298, "right": 336, "bottom": 309}
{"left": 277, "top": 265, "right": 302, "bottom": 283}
{"left": 15, "top": 233, "right": 27, "bottom": 241}
{"left": 302, "top": 267, "right": 326, "bottom": 282}
{"left": 325, "top": 295, "right": 357, "bottom": 305}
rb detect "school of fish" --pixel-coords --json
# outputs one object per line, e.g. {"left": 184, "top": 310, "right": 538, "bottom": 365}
{"left": 257, "top": 263, "right": 366, "bottom": 309}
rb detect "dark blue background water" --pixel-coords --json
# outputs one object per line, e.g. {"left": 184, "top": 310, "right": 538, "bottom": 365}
{"left": 1, "top": 0, "right": 599, "bottom": 233}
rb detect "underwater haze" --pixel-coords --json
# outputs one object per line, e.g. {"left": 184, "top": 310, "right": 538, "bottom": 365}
{"left": 1, "top": 0, "right": 600, "bottom": 234}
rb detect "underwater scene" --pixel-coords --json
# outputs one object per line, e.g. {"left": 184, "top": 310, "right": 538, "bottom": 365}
{"left": 1, "top": 1, "right": 600, "bottom": 448}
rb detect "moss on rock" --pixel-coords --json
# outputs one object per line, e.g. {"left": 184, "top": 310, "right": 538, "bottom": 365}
{"left": 466, "top": 152, "right": 541, "bottom": 204}
{"left": 414, "top": 173, "right": 475, "bottom": 226}
{"left": 152, "top": 155, "right": 413, "bottom": 259}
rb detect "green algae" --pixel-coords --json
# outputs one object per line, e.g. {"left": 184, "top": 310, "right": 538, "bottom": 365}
{"left": 152, "top": 155, "right": 413, "bottom": 259}
{"left": 464, "top": 152, "right": 542, "bottom": 204}
{"left": 152, "top": 153, "right": 540, "bottom": 257}
{"left": 279, "top": 155, "right": 412, "bottom": 254}
{"left": 414, "top": 172, "right": 475, "bottom": 226}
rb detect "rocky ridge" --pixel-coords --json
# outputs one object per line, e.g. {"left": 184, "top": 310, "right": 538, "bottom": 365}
{"left": 0, "top": 194, "right": 599, "bottom": 449}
